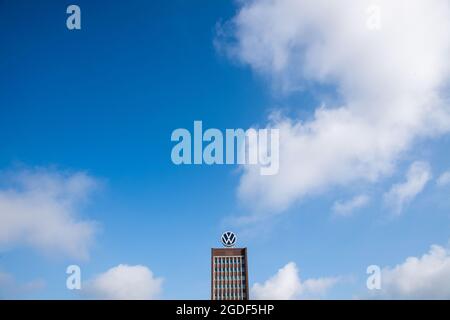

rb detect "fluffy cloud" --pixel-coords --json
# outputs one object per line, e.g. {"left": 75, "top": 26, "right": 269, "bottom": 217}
{"left": 375, "top": 243, "right": 450, "bottom": 299}
{"left": 383, "top": 161, "right": 431, "bottom": 214}
{"left": 0, "top": 167, "right": 99, "bottom": 260}
{"left": 84, "top": 264, "right": 163, "bottom": 300}
{"left": 218, "top": 0, "right": 450, "bottom": 214}
{"left": 251, "top": 262, "right": 339, "bottom": 299}
{"left": 436, "top": 171, "right": 450, "bottom": 187}
{"left": 332, "top": 194, "right": 370, "bottom": 216}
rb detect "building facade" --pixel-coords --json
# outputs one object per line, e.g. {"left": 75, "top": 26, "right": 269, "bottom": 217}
{"left": 211, "top": 247, "right": 249, "bottom": 300}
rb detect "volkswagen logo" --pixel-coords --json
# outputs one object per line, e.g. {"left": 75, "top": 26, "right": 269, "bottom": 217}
{"left": 221, "top": 231, "right": 236, "bottom": 247}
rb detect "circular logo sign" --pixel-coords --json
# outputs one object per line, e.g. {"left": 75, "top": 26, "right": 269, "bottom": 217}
{"left": 221, "top": 231, "right": 237, "bottom": 247}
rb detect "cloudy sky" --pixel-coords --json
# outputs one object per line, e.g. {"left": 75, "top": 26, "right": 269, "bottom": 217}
{"left": 0, "top": 0, "right": 450, "bottom": 299}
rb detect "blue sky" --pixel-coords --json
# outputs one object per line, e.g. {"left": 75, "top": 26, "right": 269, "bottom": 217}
{"left": 1, "top": 0, "right": 450, "bottom": 299}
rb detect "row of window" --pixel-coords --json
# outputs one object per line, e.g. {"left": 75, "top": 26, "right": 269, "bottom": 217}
{"left": 214, "top": 275, "right": 246, "bottom": 281}
{"left": 214, "top": 283, "right": 246, "bottom": 289}
{"left": 214, "top": 267, "right": 245, "bottom": 272}
{"left": 214, "top": 292, "right": 246, "bottom": 300}
{"left": 214, "top": 257, "right": 245, "bottom": 265}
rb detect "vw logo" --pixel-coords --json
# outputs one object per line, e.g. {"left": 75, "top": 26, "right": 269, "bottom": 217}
{"left": 221, "top": 231, "right": 236, "bottom": 247}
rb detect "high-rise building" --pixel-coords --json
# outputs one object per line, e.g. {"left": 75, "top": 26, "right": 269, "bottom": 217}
{"left": 211, "top": 232, "right": 249, "bottom": 300}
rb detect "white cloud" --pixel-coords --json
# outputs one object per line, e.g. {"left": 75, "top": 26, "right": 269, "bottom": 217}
{"left": 218, "top": 0, "right": 450, "bottom": 215}
{"left": 436, "top": 171, "right": 450, "bottom": 187}
{"left": 0, "top": 167, "right": 99, "bottom": 260}
{"left": 251, "top": 262, "right": 339, "bottom": 299}
{"left": 374, "top": 243, "right": 450, "bottom": 299}
{"left": 332, "top": 194, "right": 370, "bottom": 216}
{"left": 383, "top": 161, "right": 431, "bottom": 214}
{"left": 84, "top": 264, "right": 163, "bottom": 300}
